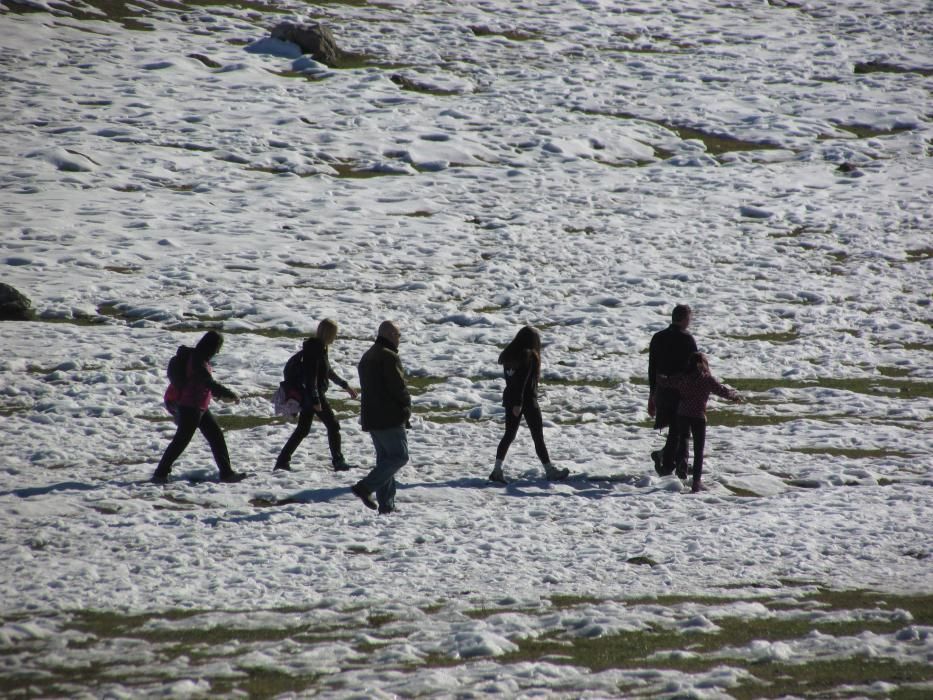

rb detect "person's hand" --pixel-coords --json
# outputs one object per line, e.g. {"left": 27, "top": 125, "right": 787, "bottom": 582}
{"left": 512, "top": 405, "right": 521, "bottom": 417}
{"left": 647, "top": 395, "right": 656, "bottom": 417}
{"left": 346, "top": 386, "right": 358, "bottom": 399}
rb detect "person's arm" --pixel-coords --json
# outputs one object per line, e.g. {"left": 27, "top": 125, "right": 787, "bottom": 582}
{"left": 709, "top": 376, "right": 741, "bottom": 402}
{"left": 328, "top": 366, "right": 358, "bottom": 399}
{"left": 384, "top": 352, "right": 411, "bottom": 420}
{"left": 647, "top": 336, "right": 658, "bottom": 416}
{"left": 304, "top": 344, "right": 322, "bottom": 406}
{"left": 192, "top": 360, "right": 238, "bottom": 402}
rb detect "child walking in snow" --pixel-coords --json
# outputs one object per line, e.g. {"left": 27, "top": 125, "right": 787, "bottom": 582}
{"left": 489, "top": 326, "right": 569, "bottom": 484}
{"left": 153, "top": 331, "right": 245, "bottom": 484}
{"left": 658, "top": 352, "right": 743, "bottom": 492}
{"left": 274, "top": 319, "right": 358, "bottom": 472}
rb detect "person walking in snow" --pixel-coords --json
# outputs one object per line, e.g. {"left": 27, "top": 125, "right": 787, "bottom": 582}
{"left": 489, "top": 326, "right": 569, "bottom": 484}
{"left": 274, "top": 319, "right": 358, "bottom": 472}
{"left": 152, "top": 331, "right": 246, "bottom": 484}
{"left": 647, "top": 304, "right": 698, "bottom": 477}
{"left": 658, "top": 352, "right": 743, "bottom": 492}
{"left": 350, "top": 321, "right": 411, "bottom": 514}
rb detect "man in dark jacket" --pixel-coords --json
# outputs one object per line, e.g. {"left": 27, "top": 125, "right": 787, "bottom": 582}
{"left": 351, "top": 321, "right": 411, "bottom": 514}
{"left": 648, "top": 304, "right": 698, "bottom": 477}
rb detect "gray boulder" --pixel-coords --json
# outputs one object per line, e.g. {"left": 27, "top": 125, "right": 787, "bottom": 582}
{"left": 271, "top": 22, "right": 341, "bottom": 67}
{"left": 0, "top": 283, "right": 34, "bottom": 320}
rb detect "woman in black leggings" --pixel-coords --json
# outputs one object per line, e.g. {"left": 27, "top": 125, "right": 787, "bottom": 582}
{"left": 275, "top": 319, "right": 358, "bottom": 472}
{"left": 489, "top": 326, "right": 569, "bottom": 484}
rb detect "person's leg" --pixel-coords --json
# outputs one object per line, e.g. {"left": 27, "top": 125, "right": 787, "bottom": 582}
{"left": 316, "top": 399, "right": 348, "bottom": 469}
{"left": 675, "top": 416, "right": 691, "bottom": 479}
{"left": 153, "top": 406, "right": 200, "bottom": 480}
{"left": 198, "top": 409, "right": 235, "bottom": 479}
{"left": 523, "top": 401, "right": 551, "bottom": 465}
{"left": 495, "top": 409, "right": 521, "bottom": 462}
{"left": 354, "top": 427, "right": 408, "bottom": 512}
{"left": 691, "top": 418, "right": 707, "bottom": 491}
{"left": 524, "top": 402, "right": 567, "bottom": 480}
{"left": 275, "top": 409, "right": 313, "bottom": 470}
{"left": 659, "top": 389, "right": 679, "bottom": 474}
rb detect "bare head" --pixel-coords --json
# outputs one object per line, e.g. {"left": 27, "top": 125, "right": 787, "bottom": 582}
{"left": 377, "top": 320, "right": 401, "bottom": 346}
{"left": 316, "top": 318, "right": 338, "bottom": 346}
{"left": 672, "top": 304, "right": 692, "bottom": 330}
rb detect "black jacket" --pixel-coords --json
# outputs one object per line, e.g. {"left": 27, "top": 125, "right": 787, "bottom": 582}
{"left": 502, "top": 350, "right": 539, "bottom": 408}
{"left": 648, "top": 324, "right": 698, "bottom": 394}
{"left": 357, "top": 336, "right": 411, "bottom": 431}
{"left": 302, "top": 337, "right": 348, "bottom": 402}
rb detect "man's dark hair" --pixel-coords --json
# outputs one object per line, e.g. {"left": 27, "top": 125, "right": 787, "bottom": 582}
{"left": 672, "top": 304, "right": 692, "bottom": 323}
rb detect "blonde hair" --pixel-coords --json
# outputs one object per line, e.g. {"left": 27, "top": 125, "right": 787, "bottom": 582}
{"left": 316, "top": 318, "right": 338, "bottom": 346}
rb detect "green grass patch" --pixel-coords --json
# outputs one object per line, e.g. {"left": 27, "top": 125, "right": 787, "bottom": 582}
{"left": 469, "top": 25, "right": 540, "bottom": 41}
{"left": 550, "top": 594, "right": 604, "bottom": 609}
{"left": 790, "top": 447, "right": 915, "bottom": 459}
{"left": 723, "top": 330, "right": 799, "bottom": 343}
{"left": 723, "top": 376, "right": 933, "bottom": 399}
{"left": 733, "top": 659, "right": 931, "bottom": 700}
{"left": 833, "top": 123, "right": 915, "bottom": 139}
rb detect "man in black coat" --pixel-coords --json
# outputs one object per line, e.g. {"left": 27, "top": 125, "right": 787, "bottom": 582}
{"left": 351, "top": 321, "right": 411, "bottom": 514}
{"left": 648, "top": 304, "right": 698, "bottom": 476}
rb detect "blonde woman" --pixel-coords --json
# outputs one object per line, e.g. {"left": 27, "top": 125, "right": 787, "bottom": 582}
{"left": 275, "top": 319, "right": 358, "bottom": 472}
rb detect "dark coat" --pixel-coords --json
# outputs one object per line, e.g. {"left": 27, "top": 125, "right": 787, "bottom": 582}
{"left": 501, "top": 350, "right": 539, "bottom": 408}
{"left": 357, "top": 336, "right": 411, "bottom": 431}
{"left": 302, "top": 337, "right": 348, "bottom": 403}
{"left": 648, "top": 324, "right": 697, "bottom": 429}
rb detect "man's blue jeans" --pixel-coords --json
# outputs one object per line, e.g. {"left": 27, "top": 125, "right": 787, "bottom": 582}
{"left": 357, "top": 427, "right": 408, "bottom": 510}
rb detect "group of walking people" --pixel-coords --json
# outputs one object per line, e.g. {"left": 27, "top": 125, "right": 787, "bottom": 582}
{"left": 151, "top": 304, "right": 742, "bottom": 510}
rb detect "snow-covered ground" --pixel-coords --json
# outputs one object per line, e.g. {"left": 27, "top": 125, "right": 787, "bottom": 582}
{"left": 1, "top": 0, "right": 931, "bottom": 696}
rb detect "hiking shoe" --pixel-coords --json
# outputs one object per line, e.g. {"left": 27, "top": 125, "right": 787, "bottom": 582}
{"left": 151, "top": 472, "right": 169, "bottom": 485}
{"left": 333, "top": 458, "right": 354, "bottom": 472}
{"left": 691, "top": 481, "right": 707, "bottom": 493}
{"left": 675, "top": 462, "right": 688, "bottom": 481}
{"left": 220, "top": 471, "right": 248, "bottom": 483}
{"left": 351, "top": 483, "right": 377, "bottom": 510}
{"left": 651, "top": 450, "right": 662, "bottom": 476}
{"left": 488, "top": 466, "right": 507, "bottom": 484}
{"left": 378, "top": 503, "right": 396, "bottom": 515}
{"left": 544, "top": 464, "right": 570, "bottom": 481}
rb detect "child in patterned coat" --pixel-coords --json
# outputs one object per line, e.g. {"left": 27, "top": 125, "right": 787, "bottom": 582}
{"left": 658, "top": 352, "right": 743, "bottom": 492}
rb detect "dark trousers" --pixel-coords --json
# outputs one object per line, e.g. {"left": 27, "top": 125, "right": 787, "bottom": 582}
{"left": 496, "top": 401, "right": 550, "bottom": 464}
{"left": 656, "top": 388, "right": 689, "bottom": 473}
{"left": 277, "top": 398, "right": 342, "bottom": 467}
{"left": 676, "top": 415, "right": 707, "bottom": 485}
{"left": 156, "top": 406, "right": 233, "bottom": 478}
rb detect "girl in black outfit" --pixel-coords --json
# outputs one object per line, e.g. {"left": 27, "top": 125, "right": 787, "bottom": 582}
{"left": 489, "top": 326, "right": 569, "bottom": 484}
{"left": 275, "top": 319, "right": 358, "bottom": 472}
{"left": 152, "top": 331, "right": 245, "bottom": 484}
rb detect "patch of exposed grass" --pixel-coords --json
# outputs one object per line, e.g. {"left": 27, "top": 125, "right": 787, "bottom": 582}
{"left": 723, "top": 376, "right": 933, "bottom": 399}
{"left": 550, "top": 594, "right": 604, "bottom": 609}
{"left": 469, "top": 25, "right": 540, "bottom": 41}
{"left": 723, "top": 330, "right": 799, "bottom": 343}
{"left": 214, "top": 414, "right": 283, "bottom": 431}
{"left": 571, "top": 108, "right": 781, "bottom": 155}
{"left": 833, "top": 123, "right": 915, "bottom": 139}
{"left": 906, "top": 247, "right": 933, "bottom": 261}
{"left": 854, "top": 61, "right": 933, "bottom": 77}
{"left": 790, "top": 446, "right": 915, "bottom": 459}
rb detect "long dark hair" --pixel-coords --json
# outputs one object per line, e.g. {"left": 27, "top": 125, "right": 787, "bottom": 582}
{"left": 498, "top": 326, "right": 542, "bottom": 372}
{"left": 195, "top": 330, "right": 224, "bottom": 360}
